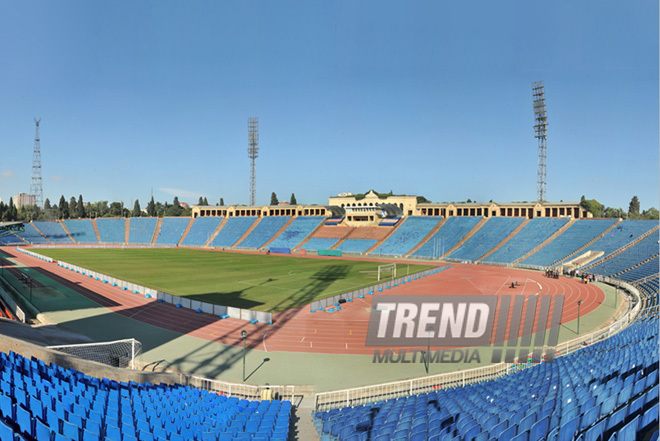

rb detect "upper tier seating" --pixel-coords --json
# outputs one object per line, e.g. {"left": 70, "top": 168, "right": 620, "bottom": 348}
{"left": 314, "top": 316, "right": 659, "bottom": 441}
{"left": 336, "top": 239, "right": 378, "bottom": 254}
{"left": 236, "top": 217, "right": 290, "bottom": 249}
{"left": 558, "top": 219, "right": 657, "bottom": 267}
{"left": 448, "top": 217, "right": 525, "bottom": 262}
{"left": 617, "top": 258, "right": 660, "bottom": 283}
{"left": 482, "top": 218, "right": 570, "bottom": 264}
{"left": 63, "top": 220, "right": 98, "bottom": 244}
{"left": 32, "top": 221, "right": 74, "bottom": 244}
{"left": 128, "top": 218, "right": 158, "bottom": 244}
{"left": 371, "top": 217, "right": 442, "bottom": 256}
{"left": 14, "top": 223, "right": 49, "bottom": 245}
{"left": 411, "top": 217, "right": 482, "bottom": 259}
{"left": 0, "top": 350, "right": 292, "bottom": 441}
{"left": 0, "top": 234, "right": 23, "bottom": 246}
{"left": 180, "top": 217, "right": 222, "bottom": 247}
{"left": 154, "top": 218, "right": 190, "bottom": 245}
{"left": 521, "top": 219, "right": 618, "bottom": 267}
{"left": 95, "top": 218, "right": 126, "bottom": 244}
{"left": 588, "top": 231, "right": 660, "bottom": 277}
{"left": 267, "top": 217, "right": 325, "bottom": 250}
{"left": 301, "top": 238, "right": 339, "bottom": 251}
{"left": 210, "top": 217, "right": 257, "bottom": 248}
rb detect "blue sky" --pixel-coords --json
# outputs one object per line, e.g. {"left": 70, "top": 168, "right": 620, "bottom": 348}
{"left": 0, "top": 1, "right": 657, "bottom": 211}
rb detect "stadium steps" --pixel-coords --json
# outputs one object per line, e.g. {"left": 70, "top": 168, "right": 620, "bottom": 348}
{"left": 231, "top": 217, "right": 262, "bottom": 248}
{"left": 476, "top": 218, "right": 530, "bottom": 262}
{"left": 545, "top": 218, "right": 625, "bottom": 268}
{"left": 565, "top": 250, "right": 606, "bottom": 268}
{"left": 58, "top": 221, "right": 77, "bottom": 243}
{"left": 404, "top": 217, "right": 448, "bottom": 258}
{"left": 203, "top": 217, "right": 230, "bottom": 247}
{"left": 512, "top": 218, "right": 577, "bottom": 265}
{"left": 260, "top": 216, "right": 297, "bottom": 250}
{"left": 364, "top": 217, "right": 408, "bottom": 255}
{"left": 89, "top": 218, "right": 102, "bottom": 243}
{"left": 329, "top": 227, "right": 357, "bottom": 250}
{"left": 124, "top": 218, "right": 130, "bottom": 243}
{"left": 293, "top": 219, "right": 331, "bottom": 251}
{"left": 29, "top": 222, "right": 52, "bottom": 244}
{"left": 440, "top": 217, "right": 487, "bottom": 259}
{"left": 176, "top": 217, "right": 196, "bottom": 246}
{"left": 150, "top": 217, "right": 163, "bottom": 245}
{"left": 582, "top": 224, "right": 660, "bottom": 271}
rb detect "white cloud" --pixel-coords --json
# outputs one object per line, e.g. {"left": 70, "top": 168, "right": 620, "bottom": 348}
{"left": 158, "top": 187, "right": 204, "bottom": 201}
{"left": 50, "top": 176, "right": 74, "bottom": 182}
{"left": 1, "top": 170, "right": 13, "bottom": 179}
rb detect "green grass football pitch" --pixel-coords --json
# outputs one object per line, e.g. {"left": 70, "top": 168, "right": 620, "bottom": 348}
{"left": 33, "top": 248, "right": 436, "bottom": 312}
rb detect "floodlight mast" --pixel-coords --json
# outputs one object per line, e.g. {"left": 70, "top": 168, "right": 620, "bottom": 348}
{"left": 31, "top": 118, "right": 44, "bottom": 208}
{"left": 248, "top": 117, "right": 259, "bottom": 206}
{"left": 532, "top": 81, "right": 548, "bottom": 203}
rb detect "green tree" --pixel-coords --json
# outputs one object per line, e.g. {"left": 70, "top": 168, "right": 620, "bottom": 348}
{"left": 219, "top": 198, "right": 224, "bottom": 206}
{"left": 628, "top": 196, "right": 640, "bottom": 218}
{"left": 198, "top": 197, "right": 204, "bottom": 206}
{"left": 579, "top": 195, "right": 604, "bottom": 218}
{"left": 166, "top": 197, "right": 182, "bottom": 216}
{"left": 44, "top": 198, "right": 51, "bottom": 210}
{"left": 641, "top": 207, "right": 659, "bottom": 220}
{"left": 76, "top": 195, "right": 86, "bottom": 218}
{"left": 132, "top": 200, "right": 141, "bottom": 217}
{"left": 58, "top": 195, "right": 70, "bottom": 219}
{"left": 270, "top": 192, "right": 279, "bottom": 206}
{"left": 69, "top": 197, "right": 77, "bottom": 218}
{"left": 147, "top": 196, "right": 156, "bottom": 217}
{"left": 109, "top": 202, "right": 123, "bottom": 216}
{"left": 290, "top": 193, "right": 297, "bottom": 205}
{"left": 203, "top": 197, "right": 208, "bottom": 206}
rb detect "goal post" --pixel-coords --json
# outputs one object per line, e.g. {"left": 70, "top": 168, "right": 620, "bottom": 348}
{"left": 378, "top": 263, "right": 396, "bottom": 281}
{"left": 47, "top": 338, "right": 142, "bottom": 370}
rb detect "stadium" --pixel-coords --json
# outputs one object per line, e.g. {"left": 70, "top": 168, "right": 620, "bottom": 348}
{"left": 0, "top": 191, "right": 658, "bottom": 440}
{"left": 0, "top": 2, "right": 658, "bottom": 441}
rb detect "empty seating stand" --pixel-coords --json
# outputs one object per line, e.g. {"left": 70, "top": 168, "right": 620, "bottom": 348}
{"left": 302, "top": 238, "right": 339, "bottom": 251}
{"left": 483, "top": 218, "right": 569, "bottom": 264}
{"left": 521, "top": 219, "right": 618, "bottom": 268}
{"left": 267, "top": 217, "right": 325, "bottom": 250}
{"left": 180, "top": 217, "right": 222, "bottom": 247}
{"left": 448, "top": 217, "right": 524, "bottom": 262}
{"left": 210, "top": 217, "right": 257, "bottom": 248}
{"left": 336, "top": 239, "right": 378, "bottom": 254}
{"left": 411, "top": 217, "right": 482, "bottom": 259}
{"left": 128, "top": 218, "right": 158, "bottom": 244}
{"left": 155, "top": 218, "right": 190, "bottom": 245}
{"left": 237, "top": 217, "right": 290, "bottom": 249}
{"left": 371, "top": 217, "right": 442, "bottom": 256}
{"left": 95, "top": 218, "right": 126, "bottom": 244}
{"left": 589, "top": 231, "right": 660, "bottom": 278}
{"left": 315, "top": 316, "right": 659, "bottom": 441}
{"left": 32, "top": 221, "right": 74, "bottom": 244}
{"left": 63, "top": 220, "right": 99, "bottom": 244}
{"left": 0, "top": 351, "right": 292, "bottom": 441}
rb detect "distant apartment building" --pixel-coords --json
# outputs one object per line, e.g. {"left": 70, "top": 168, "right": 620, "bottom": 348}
{"left": 13, "top": 193, "right": 36, "bottom": 208}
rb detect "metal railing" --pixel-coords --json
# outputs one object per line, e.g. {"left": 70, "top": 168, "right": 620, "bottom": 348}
{"left": 180, "top": 374, "right": 295, "bottom": 402}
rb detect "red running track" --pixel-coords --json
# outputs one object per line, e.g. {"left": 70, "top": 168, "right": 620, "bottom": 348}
{"left": 3, "top": 248, "right": 605, "bottom": 355}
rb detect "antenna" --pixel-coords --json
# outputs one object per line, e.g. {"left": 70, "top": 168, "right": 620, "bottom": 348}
{"left": 248, "top": 117, "right": 259, "bottom": 206}
{"left": 532, "top": 81, "right": 548, "bottom": 202}
{"left": 31, "top": 118, "right": 44, "bottom": 208}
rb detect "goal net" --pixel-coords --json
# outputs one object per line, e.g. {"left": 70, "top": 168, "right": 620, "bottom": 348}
{"left": 47, "top": 338, "right": 142, "bottom": 370}
{"left": 378, "top": 263, "right": 397, "bottom": 281}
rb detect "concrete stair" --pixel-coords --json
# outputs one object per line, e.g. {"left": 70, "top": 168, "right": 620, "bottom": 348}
{"left": 151, "top": 218, "right": 163, "bottom": 245}
{"left": 124, "top": 218, "right": 130, "bottom": 244}
{"left": 294, "top": 219, "right": 331, "bottom": 251}
{"left": 91, "top": 219, "right": 102, "bottom": 243}
{"left": 260, "top": 217, "right": 297, "bottom": 250}
{"left": 231, "top": 217, "right": 263, "bottom": 248}
{"left": 582, "top": 223, "right": 659, "bottom": 270}
{"left": 59, "top": 221, "right": 76, "bottom": 243}
{"left": 29, "top": 222, "right": 52, "bottom": 244}
{"left": 365, "top": 218, "right": 408, "bottom": 255}
{"left": 512, "top": 218, "right": 577, "bottom": 265}
{"left": 405, "top": 217, "right": 448, "bottom": 258}
{"left": 441, "top": 217, "right": 488, "bottom": 259}
{"left": 476, "top": 218, "right": 530, "bottom": 262}
{"left": 176, "top": 218, "right": 196, "bottom": 246}
{"left": 203, "top": 217, "right": 230, "bottom": 247}
{"left": 328, "top": 227, "right": 357, "bottom": 250}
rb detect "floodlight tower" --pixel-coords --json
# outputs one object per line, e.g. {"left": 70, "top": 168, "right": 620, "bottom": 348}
{"left": 532, "top": 82, "right": 548, "bottom": 202}
{"left": 248, "top": 117, "right": 259, "bottom": 206}
{"left": 31, "top": 118, "right": 44, "bottom": 208}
